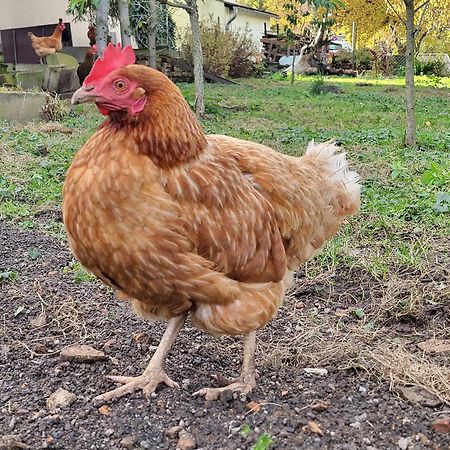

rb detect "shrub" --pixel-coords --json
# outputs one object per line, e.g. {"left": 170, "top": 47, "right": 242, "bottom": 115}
{"left": 309, "top": 76, "right": 343, "bottom": 95}
{"left": 181, "top": 19, "right": 259, "bottom": 78}
{"left": 332, "top": 48, "right": 372, "bottom": 72}
{"left": 41, "top": 93, "right": 70, "bottom": 121}
{"left": 309, "top": 76, "right": 326, "bottom": 95}
{"left": 228, "top": 29, "right": 260, "bottom": 78}
{"left": 415, "top": 60, "right": 446, "bottom": 76}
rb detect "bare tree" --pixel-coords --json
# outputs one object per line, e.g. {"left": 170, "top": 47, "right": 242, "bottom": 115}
{"left": 386, "top": 0, "right": 432, "bottom": 147}
{"left": 96, "top": 0, "right": 110, "bottom": 57}
{"left": 159, "top": 0, "right": 205, "bottom": 117}
{"left": 148, "top": 0, "right": 158, "bottom": 68}
{"left": 186, "top": 0, "right": 204, "bottom": 116}
{"left": 118, "top": 0, "right": 133, "bottom": 46}
{"left": 404, "top": 0, "right": 416, "bottom": 147}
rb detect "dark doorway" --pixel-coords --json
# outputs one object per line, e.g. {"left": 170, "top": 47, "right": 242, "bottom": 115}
{"left": 1, "top": 22, "right": 72, "bottom": 64}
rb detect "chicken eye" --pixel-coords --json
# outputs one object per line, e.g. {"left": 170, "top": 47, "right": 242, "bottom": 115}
{"left": 113, "top": 79, "right": 127, "bottom": 91}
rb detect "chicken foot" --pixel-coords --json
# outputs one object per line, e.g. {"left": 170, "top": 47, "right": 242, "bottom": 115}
{"left": 93, "top": 313, "right": 187, "bottom": 404}
{"left": 193, "top": 331, "right": 257, "bottom": 401}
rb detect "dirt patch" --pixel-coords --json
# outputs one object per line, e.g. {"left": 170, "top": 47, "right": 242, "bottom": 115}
{"left": 1, "top": 220, "right": 449, "bottom": 449}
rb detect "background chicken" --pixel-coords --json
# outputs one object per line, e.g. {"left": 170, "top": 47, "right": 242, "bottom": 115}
{"left": 87, "top": 25, "right": 111, "bottom": 47}
{"left": 77, "top": 45, "right": 97, "bottom": 85}
{"left": 65, "top": 44, "right": 360, "bottom": 403}
{"left": 87, "top": 25, "right": 96, "bottom": 46}
{"left": 28, "top": 18, "right": 65, "bottom": 64}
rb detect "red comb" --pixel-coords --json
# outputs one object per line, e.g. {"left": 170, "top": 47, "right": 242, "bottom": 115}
{"left": 84, "top": 43, "right": 135, "bottom": 85}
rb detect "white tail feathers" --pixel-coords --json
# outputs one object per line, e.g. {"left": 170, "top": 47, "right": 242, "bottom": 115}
{"left": 306, "top": 139, "right": 360, "bottom": 197}
{"left": 305, "top": 140, "right": 361, "bottom": 216}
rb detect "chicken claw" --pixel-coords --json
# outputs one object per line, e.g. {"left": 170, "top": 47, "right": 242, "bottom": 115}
{"left": 93, "top": 368, "right": 179, "bottom": 403}
{"left": 93, "top": 314, "right": 186, "bottom": 404}
{"left": 193, "top": 376, "right": 256, "bottom": 401}
{"left": 193, "top": 332, "right": 257, "bottom": 401}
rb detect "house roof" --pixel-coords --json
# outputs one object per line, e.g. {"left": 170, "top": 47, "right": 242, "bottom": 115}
{"left": 222, "top": 1, "right": 279, "bottom": 19}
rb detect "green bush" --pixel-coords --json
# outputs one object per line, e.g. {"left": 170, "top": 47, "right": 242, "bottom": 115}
{"left": 415, "top": 60, "right": 446, "bottom": 76}
{"left": 310, "top": 76, "right": 326, "bottom": 95}
{"left": 228, "top": 29, "right": 260, "bottom": 78}
{"left": 181, "top": 19, "right": 259, "bottom": 78}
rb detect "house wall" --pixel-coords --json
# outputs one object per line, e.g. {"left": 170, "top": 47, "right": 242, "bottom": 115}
{"left": 170, "top": 1, "right": 270, "bottom": 51}
{"left": 0, "top": 0, "right": 121, "bottom": 48}
{"left": 228, "top": 10, "right": 270, "bottom": 51}
{"left": 171, "top": 0, "right": 226, "bottom": 38}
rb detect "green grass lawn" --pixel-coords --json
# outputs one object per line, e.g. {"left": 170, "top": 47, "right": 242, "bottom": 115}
{"left": 1, "top": 75, "right": 449, "bottom": 279}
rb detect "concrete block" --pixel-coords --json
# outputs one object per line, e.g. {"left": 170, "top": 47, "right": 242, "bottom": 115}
{"left": 43, "top": 65, "right": 79, "bottom": 93}
{"left": 46, "top": 53, "right": 79, "bottom": 70}
{"left": 13, "top": 70, "right": 44, "bottom": 90}
{"left": 57, "top": 47, "right": 91, "bottom": 63}
{"left": 0, "top": 91, "right": 47, "bottom": 122}
{"left": 14, "top": 63, "right": 45, "bottom": 72}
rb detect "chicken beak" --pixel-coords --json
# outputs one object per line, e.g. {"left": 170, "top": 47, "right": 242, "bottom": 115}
{"left": 71, "top": 86, "right": 100, "bottom": 105}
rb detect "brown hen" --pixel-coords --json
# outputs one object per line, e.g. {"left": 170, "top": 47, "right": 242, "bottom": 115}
{"left": 28, "top": 19, "right": 65, "bottom": 63}
{"left": 65, "top": 44, "right": 360, "bottom": 403}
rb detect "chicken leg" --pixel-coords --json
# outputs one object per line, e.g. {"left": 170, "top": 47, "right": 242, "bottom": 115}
{"left": 93, "top": 313, "right": 187, "bottom": 404}
{"left": 194, "top": 331, "right": 257, "bottom": 401}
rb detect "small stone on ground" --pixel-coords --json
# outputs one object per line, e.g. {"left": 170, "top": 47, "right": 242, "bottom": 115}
{"left": 46, "top": 388, "right": 77, "bottom": 413}
{"left": 59, "top": 344, "right": 106, "bottom": 363}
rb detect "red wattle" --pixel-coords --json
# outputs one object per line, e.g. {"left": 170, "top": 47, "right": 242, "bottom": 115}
{"left": 96, "top": 104, "right": 110, "bottom": 115}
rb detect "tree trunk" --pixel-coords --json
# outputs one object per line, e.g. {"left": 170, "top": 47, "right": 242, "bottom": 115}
{"left": 188, "top": 0, "right": 205, "bottom": 117}
{"left": 148, "top": 0, "right": 157, "bottom": 68}
{"left": 404, "top": 0, "right": 416, "bottom": 147}
{"left": 118, "top": 0, "right": 132, "bottom": 46}
{"left": 96, "top": 0, "right": 110, "bottom": 57}
{"left": 290, "top": 51, "right": 296, "bottom": 84}
{"left": 351, "top": 21, "right": 357, "bottom": 70}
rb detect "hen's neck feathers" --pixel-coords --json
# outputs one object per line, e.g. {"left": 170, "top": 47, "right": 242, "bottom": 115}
{"left": 51, "top": 25, "right": 63, "bottom": 39}
{"left": 107, "top": 66, "right": 207, "bottom": 169}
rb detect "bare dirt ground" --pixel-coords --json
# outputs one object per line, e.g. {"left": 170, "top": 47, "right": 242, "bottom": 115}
{"left": 1, "top": 218, "right": 449, "bottom": 450}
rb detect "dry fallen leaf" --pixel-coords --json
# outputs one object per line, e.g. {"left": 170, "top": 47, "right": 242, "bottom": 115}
{"left": 280, "top": 390, "right": 289, "bottom": 397}
{"left": 103, "top": 338, "right": 117, "bottom": 348}
{"left": 418, "top": 339, "right": 450, "bottom": 354}
{"left": 432, "top": 417, "right": 450, "bottom": 433}
{"left": 311, "top": 400, "right": 331, "bottom": 411}
{"left": 132, "top": 332, "right": 150, "bottom": 343}
{"left": 246, "top": 401, "right": 261, "bottom": 412}
{"left": 335, "top": 308, "right": 349, "bottom": 317}
{"left": 305, "top": 420, "right": 323, "bottom": 436}
{"left": 98, "top": 404, "right": 112, "bottom": 415}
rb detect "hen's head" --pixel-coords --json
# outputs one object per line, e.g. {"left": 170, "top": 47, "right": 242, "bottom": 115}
{"left": 71, "top": 43, "right": 179, "bottom": 118}
{"left": 58, "top": 19, "right": 66, "bottom": 31}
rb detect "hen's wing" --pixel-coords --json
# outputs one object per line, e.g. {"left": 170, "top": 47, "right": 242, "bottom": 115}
{"left": 28, "top": 34, "right": 60, "bottom": 51}
{"left": 207, "top": 135, "right": 360, "bottom": 269}
{"left": 165, "top": 142, "right": 287, "bottom": 284}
